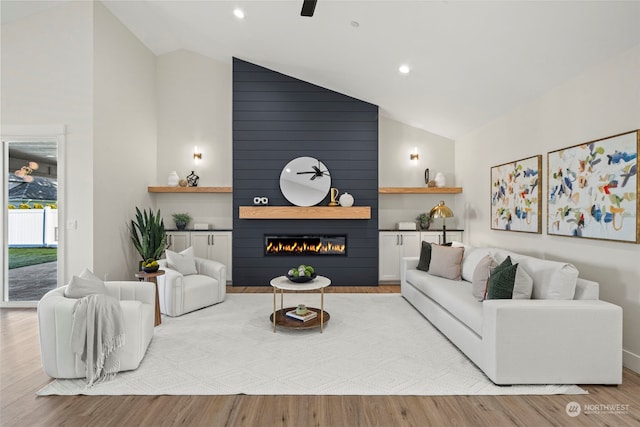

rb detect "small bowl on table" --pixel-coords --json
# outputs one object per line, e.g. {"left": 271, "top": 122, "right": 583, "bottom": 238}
{"left": 286, "top": 273, "right": 317, "bottom": 283}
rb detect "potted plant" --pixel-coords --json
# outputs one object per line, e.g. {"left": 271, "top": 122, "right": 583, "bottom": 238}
{"left": 171, "top": 212, "right": 192, "bottom": 230}
{"left": 130, "top": 207, "right": 167, "bottom": 270}
{"left": 416, "top": 212, "right": 432, "bottom": 230}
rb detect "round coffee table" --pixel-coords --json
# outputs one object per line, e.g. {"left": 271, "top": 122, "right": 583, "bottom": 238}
{"left": 270, "top": 275, "right": 331, "bottom": 333}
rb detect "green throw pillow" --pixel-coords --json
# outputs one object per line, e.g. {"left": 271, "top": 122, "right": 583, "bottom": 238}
{"left": 493, "top": 256, "right": 512, "bottom": 273}
{"left": 417, "top": 241, "right": 432, "bottom": 272}
{"left": 487, "top": 263, "right": 518, "bottom": 299}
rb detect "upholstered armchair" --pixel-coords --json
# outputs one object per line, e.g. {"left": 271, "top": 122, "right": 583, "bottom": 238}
{"left": 157, "top": 248, "right": 226, "bottom": 317}
{"left": 37, "top": 281, "right": 155, "bottom": 379}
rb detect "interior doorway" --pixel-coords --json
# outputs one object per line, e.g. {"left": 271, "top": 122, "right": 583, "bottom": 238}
{"left": 2, "top": 126, "right": 65, "bottom": 307}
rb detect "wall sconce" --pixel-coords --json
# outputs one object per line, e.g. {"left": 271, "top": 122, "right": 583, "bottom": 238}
{"left": 193, "top": 146, "right": 202, "bottom": 161}
{"left": 410, "top": 147, "right": 419, "bottom": 161}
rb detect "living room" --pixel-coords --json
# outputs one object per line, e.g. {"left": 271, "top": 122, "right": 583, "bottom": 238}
{"left": 2, "top": 1, "right": 639, "bottom": 425}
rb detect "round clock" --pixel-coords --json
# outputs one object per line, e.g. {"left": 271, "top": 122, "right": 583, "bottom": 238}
{"left": 279, "top": 157, "right": 331, "bottom": 206}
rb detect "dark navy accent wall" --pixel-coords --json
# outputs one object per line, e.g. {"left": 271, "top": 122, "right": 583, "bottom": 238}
{"left": 232, "top": 58, "right": 379, "bottom": 286}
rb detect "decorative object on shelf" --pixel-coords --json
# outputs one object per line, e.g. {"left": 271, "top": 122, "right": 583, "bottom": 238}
{"left": 286, "top": 264, "right": 316, "bottom": 283}
{"left": 296, "top": 304, "right": 308, "bottom": 315}
{"left": 427, "top": 180, "right": 436, "bottom": 187}
{"left": 491, "top": 155, "right": 542, "bottom": 234}
{"left": 14, "top": 161, "right": 39, "bottom": 182}
{"left": 179, "top": 179, "right": 188, "bottom": 187}
{"left": 186, "top": 171, "right": 199, "bottom": 187}
{"left": 416, "top": 212, "right": 432, "bottom": 230}
{"left": 429, "top": 201, "right": 454, "bottom": 244}
{"left": 171, "top": 212, "right": 192, "bottom": 230}
{"left": 434, "top": 172, "right": 446, "bottom": 188}
{"left": 130, "top": 207, "right": 167, "bottom": 269}
{"left": 279, "top": 156, "right": 331, "bottom": 206}
{"left": 168, "top": 171, "right": 180, "bottom": 187}
{"left": 142, "top": 259, "right": 160, "bottom": 273}
{"left": 548, "top": 130, "right": 639, "bottom": 243}
{"left": 328, "top": 187, "right": 339, "bottom": 206}
{"left": 339, "top": 192, "right": 354, "bottom": 207}
{"left": 253, "top": 196, "right": 269, "bottom": 206}
{"left": 424, "top": 168, "right": 430, "bottom": 185}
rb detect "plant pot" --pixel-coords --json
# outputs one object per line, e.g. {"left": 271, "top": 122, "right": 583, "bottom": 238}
{"left": 176, "top": 222, "right": 187, "bottom": 230}
{"left": 143, "top": 265, "right": 160, "bottom": 273}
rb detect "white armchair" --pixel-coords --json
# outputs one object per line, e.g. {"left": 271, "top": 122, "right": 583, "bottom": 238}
{"left": 157, "top": 256, "right": 226, "bottom": 317}
{"left": 37, "top": 281, "right": 155, "bottom": 379}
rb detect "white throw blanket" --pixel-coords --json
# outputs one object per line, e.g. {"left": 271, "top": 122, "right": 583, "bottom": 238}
{"left": 71, "top": 294, "right": 126, "bottom": 387}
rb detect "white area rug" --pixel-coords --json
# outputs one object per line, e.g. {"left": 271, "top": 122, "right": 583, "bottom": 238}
{"left": 38, "top": 294, "right": 586, "bottom": 396}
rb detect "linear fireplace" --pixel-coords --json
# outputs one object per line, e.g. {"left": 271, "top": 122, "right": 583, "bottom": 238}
{"left": 265, "top": 235, "right": 347, "bottom": 256}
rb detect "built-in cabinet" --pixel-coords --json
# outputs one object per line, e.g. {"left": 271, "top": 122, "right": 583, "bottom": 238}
{"left": 165, "top": 231, "right": 232, "bottom": 281}
{"left": 379, "top": 230, "right": 463, "bottom": 281}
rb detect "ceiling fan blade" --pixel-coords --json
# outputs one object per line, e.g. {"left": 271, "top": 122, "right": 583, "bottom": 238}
{"left": 301, "top": 0, "right": 317, "bottom": 17}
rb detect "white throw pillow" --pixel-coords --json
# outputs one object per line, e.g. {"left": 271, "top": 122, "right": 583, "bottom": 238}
{"left": 512, "top": 264, "right": 533, "bottom": 299}
{"left": 166, "top": 247, "right": 198, "bottom": 276}
{"left": 471, "top": 255, "right": 496, "bottom": 301}
{"left": 79, "top": 267, "right": 102, "bottom": 283}
{"left": 462, "top": 247, "right": 493, "bottom": 283}
{"left": 428, "top": 244, "right": 464, "bottom": 281}
{"left": 64, "top": 274, "right": 107, "bottom": 298}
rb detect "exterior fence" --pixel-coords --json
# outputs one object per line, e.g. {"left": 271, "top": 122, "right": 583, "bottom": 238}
{"left": 8, "top": 207, "right": 58, "bottom": 247}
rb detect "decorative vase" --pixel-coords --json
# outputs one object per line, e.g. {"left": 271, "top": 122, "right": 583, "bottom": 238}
{"left": 434, "top": 172, "right": 446, "bottom": 188}
{"left": 339, "top": 192, "right": 354, "bottom": 207}
{"left": 175, "top": 222, "right": 187, "bottom": 230}
{"left": 186, "top": 171, "right": 199, "bottom": 187}
{"left": 168, "top": 171, "right": 179, "bottom": 187}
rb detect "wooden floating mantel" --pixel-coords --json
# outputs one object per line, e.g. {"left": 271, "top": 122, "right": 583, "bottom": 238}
{"left": 378, "top": 187, "right": 463, "bottom": 194}
{"left": 148, "top": 186, "right": 232, "bottom": 193}
{"left": 239, "top": 206, "right": 371, "bottom": 220}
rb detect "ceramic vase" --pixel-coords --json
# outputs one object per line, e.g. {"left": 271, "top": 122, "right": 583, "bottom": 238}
{"left": 168, "top": 171, "right": 179, "bottom": 187}
{"left": 434, "top": 172, "right": 446, "bottom": 188}
{"left": 339, "top": 192, "right": 354, "bottom": 207}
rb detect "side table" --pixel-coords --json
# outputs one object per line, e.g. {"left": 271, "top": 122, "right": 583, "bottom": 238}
{"left": 135, "top": 270, "right": 165, "bottom": 326}
{"left": 270, "top": 275, "right": 331, "bottom": 333}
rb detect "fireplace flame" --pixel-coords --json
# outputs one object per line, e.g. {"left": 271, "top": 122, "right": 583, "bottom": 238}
{"left": 266, "top": 240, "right": 346, "bottom": 255}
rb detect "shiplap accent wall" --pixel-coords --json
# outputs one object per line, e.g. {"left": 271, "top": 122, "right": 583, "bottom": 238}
{"left": 232, "top": 58, "right": 379, "bottom": 286}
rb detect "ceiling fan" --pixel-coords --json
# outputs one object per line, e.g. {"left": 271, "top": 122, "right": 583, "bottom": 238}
{"left": 301, "top": 0, "right": 318, "bottom": 17}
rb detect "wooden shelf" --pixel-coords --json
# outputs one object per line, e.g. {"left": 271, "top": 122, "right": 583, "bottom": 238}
{"left": 239, "top": 206, "right": 371, "bottom": 220}
{"left": 378, "top": 187, "right": 462, "bottom": 194}
{"left": 148, "top": 186, "right": 232, "bottom": 193}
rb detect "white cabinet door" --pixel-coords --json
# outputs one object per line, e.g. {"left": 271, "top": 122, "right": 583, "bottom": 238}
{"left": 166, "top": 232, "right": 191, "bottom": 253}
{"left": 190, "top": 232, "right": 232, "bottom": 281}
{"left": 379, "top": 232, "right": 420, "bottom": 281}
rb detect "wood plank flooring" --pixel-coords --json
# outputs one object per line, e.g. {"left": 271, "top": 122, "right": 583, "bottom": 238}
{"left": 2, "top": 285, "right": 639, "bottom": 427}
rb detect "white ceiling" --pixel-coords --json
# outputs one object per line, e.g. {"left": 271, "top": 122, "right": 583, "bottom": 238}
{"left": 5, "top": 1, "right": 640, "bottom": 139}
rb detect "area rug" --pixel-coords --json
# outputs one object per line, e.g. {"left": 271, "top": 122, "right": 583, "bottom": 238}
{"left": 38, "top": 293, "right": 587, "bottom": 396}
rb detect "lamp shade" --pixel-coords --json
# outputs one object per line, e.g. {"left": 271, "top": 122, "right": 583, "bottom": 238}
{"left": 429, "top": 201, "right": 454, "bottom": 219}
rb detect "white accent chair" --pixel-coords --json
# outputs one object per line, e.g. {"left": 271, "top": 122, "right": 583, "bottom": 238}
{"left": 37, "top": 281, "right": 155, "bottom": 379}
{"left": 157, "top": 255, "right": 226, "bottom": 317}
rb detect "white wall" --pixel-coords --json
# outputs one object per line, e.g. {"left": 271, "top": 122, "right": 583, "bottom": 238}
{"left": 93, "top": 2, "right": 157, "bottom": 279}
{"left": 455, "top": 45, "right": 640, "bottom": 373}
{"left": 1, "top": 1, "right": 94, "bottom": 280}
{"left": 154, "top": 50, "right": 233, "bottom": 229}
{"left": 378, "top": 116, "right": 459, "bottom": 231}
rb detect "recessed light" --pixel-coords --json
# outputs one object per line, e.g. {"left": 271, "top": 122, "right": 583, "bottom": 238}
{"left": 398, "top": 65, "right": 410, "bottom": 74}
{"left": 234, "top": 8, "right": 245, "bottom": 19}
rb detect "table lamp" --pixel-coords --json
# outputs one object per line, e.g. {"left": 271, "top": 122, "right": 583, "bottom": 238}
{"left": 429, "top": 201, "right": 454, "bottom": 244}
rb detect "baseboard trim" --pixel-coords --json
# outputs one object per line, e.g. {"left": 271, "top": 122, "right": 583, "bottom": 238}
{"left": 623, "top": 349, "right": 640, "bottom": 374}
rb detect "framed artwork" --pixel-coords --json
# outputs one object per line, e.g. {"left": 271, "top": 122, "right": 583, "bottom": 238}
{"left": 491, "top": 155, "right": 542, "bottom": 233}
{"left": 547, "top": 130, "right": 639, "bottom": 243}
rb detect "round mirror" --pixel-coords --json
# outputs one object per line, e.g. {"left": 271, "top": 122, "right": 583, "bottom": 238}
{"left": 279, "top": 157, "right": 331, "bottom": 206}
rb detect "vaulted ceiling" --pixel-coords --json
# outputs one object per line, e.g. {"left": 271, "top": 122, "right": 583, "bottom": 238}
{"left": 4, "top": 1, "right": 640, "bottom": 139}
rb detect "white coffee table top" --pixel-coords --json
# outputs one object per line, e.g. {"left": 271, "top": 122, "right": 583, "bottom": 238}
{"left": 270, "top": 275, "right": 331, "bottom": 291}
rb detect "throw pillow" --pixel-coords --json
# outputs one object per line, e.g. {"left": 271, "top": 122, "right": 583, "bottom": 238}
{"left": 427, "top": 244, "right": 464, "bottom": 280}
{"left": 79, "top": 267, "right": 102, "bottom": 283}
{"left": 486, "top": 263, "right": 518, "bottom": 299}
{"left": 471, "top": 255, "right": 496, "bottom": 301}
{"left": 512, "top": 265, "right": 534, "bottom": 299}
{"left": 64, "top": 274, "right": 107, "bottom": 298}
{"left": 417, "top": 241, "right": 432, "bottom": 272}
{"left": 166, "top": 248, "right": 198, "bottom": 276}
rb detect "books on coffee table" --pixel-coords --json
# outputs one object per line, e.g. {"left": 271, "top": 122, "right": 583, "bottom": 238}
{"left": 286, "top": 309, "right": 318, "bottom": 322}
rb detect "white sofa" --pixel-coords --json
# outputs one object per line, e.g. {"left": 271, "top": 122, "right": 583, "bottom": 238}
{"left": 401, "top": 245, "right": 623, "bottom": 385}
{"left": 38, "top": 281, "right": 155, "bottom": 379}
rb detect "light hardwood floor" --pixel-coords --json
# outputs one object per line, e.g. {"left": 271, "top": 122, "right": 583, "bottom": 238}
{"left": 2, "top": 285, "right": 639, "bottom": 427}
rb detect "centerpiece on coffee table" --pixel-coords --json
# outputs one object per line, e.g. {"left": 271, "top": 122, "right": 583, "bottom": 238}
{"left": 286, "top": 264, "right": 317, "bottom": 283}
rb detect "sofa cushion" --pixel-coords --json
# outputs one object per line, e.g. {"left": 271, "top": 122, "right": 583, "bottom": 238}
{"left": 166, "top": 247, "right": 198, "bottom": 276}
{"left": 462, "top": 247, "right": 493, "bottom": 283}
{"left": 512, "top": 265, "right": 533, "bottom": 299}
{"left": 491, "top": 249, "right": 578, "bottom": 300}
{"left": 405, "top": 269, "right": 483, "bottom": 335}
{"left": 428, "top": 244, "right": 464, "bottom": 280}
{"left": 472, "top": 255, "right": 496, "bottom": 301}
{"left": 417, "top": 241, "right": 432, "bottom": 272}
